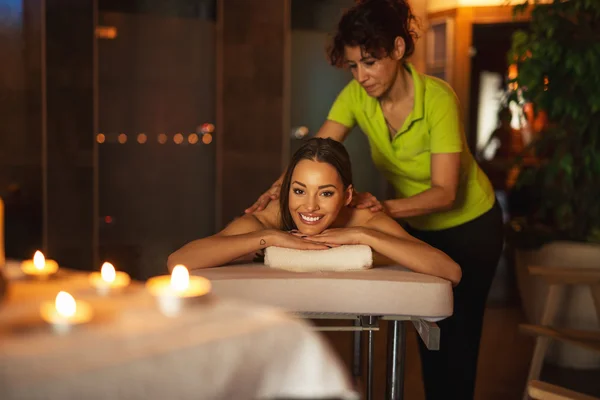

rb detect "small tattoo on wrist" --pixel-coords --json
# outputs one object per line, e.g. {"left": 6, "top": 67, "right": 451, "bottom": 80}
{"left": 260, "top": 239, "right": 266, "bottom": 246}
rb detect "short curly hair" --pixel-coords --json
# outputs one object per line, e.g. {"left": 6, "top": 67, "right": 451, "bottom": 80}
{"left": 327, "top": 0, "right": 420, "bottom": 67}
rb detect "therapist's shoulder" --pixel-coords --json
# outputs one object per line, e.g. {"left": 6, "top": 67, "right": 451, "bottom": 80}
{"left": 422, "top": 74, "right": 460, "bottom": 109}
{"left": 336, "top": 79, "right": 368, "bottom": 104}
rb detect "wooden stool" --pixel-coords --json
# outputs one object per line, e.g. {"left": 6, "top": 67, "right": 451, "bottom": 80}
{"left": 521, "top": 267, "right": 600, "bottom": 400}
{"left": 528, "top": 380, "right": 599, "bottom": 400}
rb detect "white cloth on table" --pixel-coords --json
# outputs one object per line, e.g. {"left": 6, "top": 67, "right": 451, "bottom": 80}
{"left": 0, "top": 263, "right": 357, "bottom": 400}
{"left": 195, "top": 264, "right": 454, "bottom": 320}
{"left": 264, "top": 245, "right": 373, "bottom": 272}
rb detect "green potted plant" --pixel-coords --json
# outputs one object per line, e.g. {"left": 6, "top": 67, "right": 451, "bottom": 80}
{"left": 506, "top": 0, "right": 600, "bottom": 369}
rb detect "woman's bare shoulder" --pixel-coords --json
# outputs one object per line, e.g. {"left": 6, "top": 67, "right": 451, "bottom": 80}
{"left": 344, "top": 207, "right": 387, "bottom": 227}
{"left": 253, "top": 199, "right": 281, "bottom": 229}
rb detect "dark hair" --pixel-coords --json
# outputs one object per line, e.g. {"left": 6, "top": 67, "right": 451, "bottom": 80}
{"left": 279, "top": 138, "right": 353, "bottom": 231}
{"left": 328, "top": 0, "right": 419, "bottom": 67}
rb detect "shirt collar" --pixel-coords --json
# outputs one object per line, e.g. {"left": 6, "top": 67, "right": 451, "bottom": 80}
{"left": 407, "top": 63, "right": 425, "bottom": 121}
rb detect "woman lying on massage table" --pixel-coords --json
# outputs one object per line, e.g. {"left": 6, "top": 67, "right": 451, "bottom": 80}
{"left": 168, "top": 138, "right": 461, "bottom": 285}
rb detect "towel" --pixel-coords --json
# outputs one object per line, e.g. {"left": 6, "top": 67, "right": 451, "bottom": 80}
{"left": 264, "top": 245, "right": 373, "bottom": 272}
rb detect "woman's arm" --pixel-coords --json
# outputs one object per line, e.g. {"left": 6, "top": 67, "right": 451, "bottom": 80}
{"left": 362, "top": 213, "right": 461, "bottom": 285}
{"left": 309, "top": 212, "right": 461, "bottom": 285}
{"left": 167, "top": 215, "right": 328, "bottom": 271}
{"left": 384, "top": 152, "right": 460, "bottom": 219}
{"left": 167, "top": 215, "right": 270, "bottom": 271}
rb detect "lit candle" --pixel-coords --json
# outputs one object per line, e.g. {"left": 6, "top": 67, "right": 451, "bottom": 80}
{"left": 40, "top": 291, "right": 93, "bottom": 334}
{"left": 21, "top": 251, "right": 59, "bottom": 279}
{"left": 146, "top": 265, "right": 211, "bottom": 317}
{"left": 89, "top": 262, "right": 131, "bottom": 295}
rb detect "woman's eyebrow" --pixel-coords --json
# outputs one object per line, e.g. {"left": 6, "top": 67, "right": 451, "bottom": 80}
{"left": 292, "top": 181, "right": 336, "bottom": 190}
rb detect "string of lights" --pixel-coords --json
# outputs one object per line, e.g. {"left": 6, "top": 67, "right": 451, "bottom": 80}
{"left": 96, "top": 124, "right": 215, "bottom": 145}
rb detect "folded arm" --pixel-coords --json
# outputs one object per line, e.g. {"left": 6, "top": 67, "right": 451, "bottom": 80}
{"left": 361, "top": 213, "right": 461, "bottom": 285}
{"left": 309, "top": 212, "right": 461, "bottom": 285}
{"left": 167, "top": 215, "right": 270, "bottom": 272}
{"left": 167, "top": 214, "right": 329, "bottom": 272}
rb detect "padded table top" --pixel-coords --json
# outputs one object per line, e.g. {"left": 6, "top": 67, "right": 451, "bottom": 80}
{"left": 193, "top": 264, "right": 453, "bottom": 319}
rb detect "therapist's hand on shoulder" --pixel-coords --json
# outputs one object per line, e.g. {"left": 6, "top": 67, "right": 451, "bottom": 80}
{"left": 350, "top": 190, "right": 383, "bottom": 212}
{"left": 245, "top": 182, "right": 282, "bottom": 214}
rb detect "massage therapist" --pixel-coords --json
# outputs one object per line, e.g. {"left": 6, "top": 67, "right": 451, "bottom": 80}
{"left": 246, "top": 0, "right": 504, "bottom": 398}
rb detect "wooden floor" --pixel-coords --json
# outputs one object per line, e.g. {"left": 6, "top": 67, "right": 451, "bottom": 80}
{"left": 314, "top": 250, "right": 600, "bottom": 399}
{"left": 317, "top": 305, "right": 599, "bottom": 399}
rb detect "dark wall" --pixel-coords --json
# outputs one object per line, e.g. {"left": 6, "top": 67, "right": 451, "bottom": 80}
{"left": 290, "top": 0, "right": 387, "bottom": 199}
{"left": 0, "top": 0, "right": 43, "bottom": 259}
{"left": 44, "top": 0, "right": 94, "bottom": 270}
{"left": 216, "top": 0, "right": 289, "bottom": 228}
{"left": 97, "top": 12, "right": 216, "bottom": 279}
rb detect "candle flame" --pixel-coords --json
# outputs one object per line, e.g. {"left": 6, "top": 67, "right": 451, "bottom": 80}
{"left": 101, "top": 262, "right": 116, "bottom": 283}
{"left": 170, "top": 265, "right": 189, "bottom": 292}
{"left": 33, "top": 251, "right": 46, "bottom": 270}
{"left": 55, "top": 291, "right": 76, "bottom": 318}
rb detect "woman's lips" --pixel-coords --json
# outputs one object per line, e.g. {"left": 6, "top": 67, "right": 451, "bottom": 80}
{"left": 364, "top": 85, "right": 376, "bottom": 93}
{"left": 298, "top": 212, "right": 324, "bottom": 225}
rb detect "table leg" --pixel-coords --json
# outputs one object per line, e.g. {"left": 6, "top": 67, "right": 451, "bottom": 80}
{"left": 352, "top": 319, "right": 362, "bottom": 379}
{"left": 385, "top": 320, "right": 406, "bottom": 400}
{"left": 367, "top": 316, "right": 375, "bottom": 400}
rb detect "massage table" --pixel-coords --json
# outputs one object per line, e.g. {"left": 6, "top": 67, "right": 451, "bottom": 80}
{"left": 194, "top": 263, "right": 454, "bottom": 400}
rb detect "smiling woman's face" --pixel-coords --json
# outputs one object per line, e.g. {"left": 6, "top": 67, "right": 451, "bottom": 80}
{"left": 288, "top": 159, "right": 351, "bottom": 235}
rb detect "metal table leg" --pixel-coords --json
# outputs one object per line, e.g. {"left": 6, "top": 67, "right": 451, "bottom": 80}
{"left": 366, "top": 316, "right": 375, "bottom": 400}
{"left": 385, "top": 320, "right": 406, "bottom": 400}
{"left": 352, "top": 319, "right": 362, "bottom": 381}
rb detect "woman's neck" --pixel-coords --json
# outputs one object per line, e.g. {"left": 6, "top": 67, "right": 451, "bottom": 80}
{"left": 380, "top": 63, "right": 413, "bottom": 105}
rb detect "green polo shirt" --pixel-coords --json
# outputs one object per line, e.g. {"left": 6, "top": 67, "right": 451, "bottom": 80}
{"left": 327, "top": 63, "right": 495, "bottom": 230}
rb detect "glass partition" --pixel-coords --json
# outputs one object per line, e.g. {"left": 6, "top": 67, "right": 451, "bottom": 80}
{"left": 96, "top": 0, "right": 217, "bottom": 279}
{"left": 290, "top": 0, "right": 387, "bottom": 200}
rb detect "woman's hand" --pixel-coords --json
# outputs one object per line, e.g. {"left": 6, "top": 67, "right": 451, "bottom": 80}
{"left": 245, "top": 183, "right": 282, "bottom": 214}
{"left": 270, "top": 230, "right": 330, "bottom": 250}
{"left": 350, "top": 191, "right": 383, "bottom": 212}
{"left": 304, "top": 227, "right": 367, "bottom": 246}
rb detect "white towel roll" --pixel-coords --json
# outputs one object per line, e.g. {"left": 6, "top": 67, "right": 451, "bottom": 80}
{"left": 264, "top": 245, "right": 373, "bottom": 272}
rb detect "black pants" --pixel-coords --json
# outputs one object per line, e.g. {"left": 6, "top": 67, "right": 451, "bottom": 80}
{"left": 406, "top": 201, "right": 504, "bottom": 400}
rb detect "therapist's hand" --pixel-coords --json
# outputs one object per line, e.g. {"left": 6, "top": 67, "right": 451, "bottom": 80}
{"left": 245, "top": 183, "right": 282, "bottom": 214}
{"left": 351, "top": 191, "right": 383, "bottom": 212}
